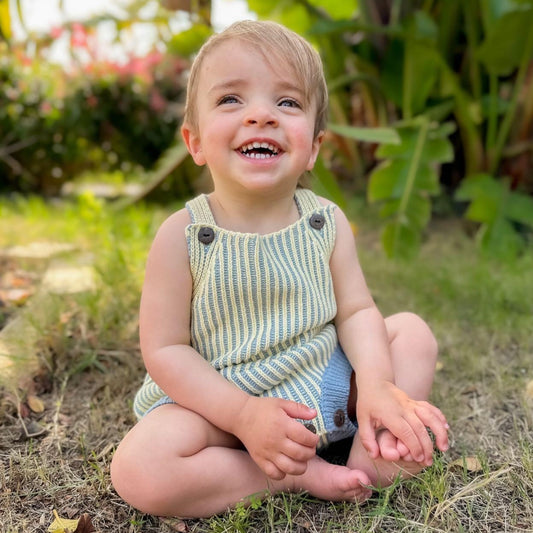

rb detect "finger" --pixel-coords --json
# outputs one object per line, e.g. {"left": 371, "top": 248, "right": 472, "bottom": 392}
{"left": 262, "top": 459, "right": 286, "bottom": 480}
{"left": 407, "top": 412, "right": 436, "bottom": 463}
{"left": 280, "top": 434, "right": 317, "bottom": 462}
{"left": 281, "top": 400, "right": 317, "bottom": 421}
{"left": 387, "top": 417, "right": 427, "bottom": 463}
{"left": 415, "top": 405, "right": 450, "bottom": 453}
{"left": 357, "top": 418, "right": 379, "bottom": 459}
{"left": 396, "top": 439, "right": 410, "bottom": 458}
{"left": 272, "top": 452, "right": 309, "bottom": 477}
{"left": 286, "top": 421, "right": 320, "bottom": 449}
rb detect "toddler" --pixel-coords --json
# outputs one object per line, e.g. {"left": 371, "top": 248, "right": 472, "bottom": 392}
{"left": 111, "top": 20, "right": 449, "bottom": 519}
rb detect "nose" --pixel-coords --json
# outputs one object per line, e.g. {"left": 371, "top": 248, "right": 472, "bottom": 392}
{"left": 243, "top": 102, "right": 278, "bottom": 127}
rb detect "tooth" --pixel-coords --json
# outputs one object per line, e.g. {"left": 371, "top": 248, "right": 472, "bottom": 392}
{"left": 253, "top": 142, "right": 261, "bottom": 148}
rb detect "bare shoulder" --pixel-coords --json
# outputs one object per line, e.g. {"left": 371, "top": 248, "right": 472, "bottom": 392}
{"left": 315, "top": 195, "right": 353, "bottom": 236}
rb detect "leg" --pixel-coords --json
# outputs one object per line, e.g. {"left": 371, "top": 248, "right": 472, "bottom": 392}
{"left": 111, "top": 404, "right": 372, "bottom": 518}
{"left": 346, "top": 312, "right": 439, "bottom": 486}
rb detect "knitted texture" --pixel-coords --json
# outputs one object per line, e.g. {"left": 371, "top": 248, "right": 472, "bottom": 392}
{"left": 133, "top": 189, "right": 339, "bottom": 442}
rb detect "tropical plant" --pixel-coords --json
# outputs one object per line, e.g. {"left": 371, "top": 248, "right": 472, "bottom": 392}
{"left": 246, "top": 0, "right": 533, "bottom": 258}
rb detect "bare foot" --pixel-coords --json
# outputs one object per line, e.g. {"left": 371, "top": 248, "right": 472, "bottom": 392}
{"left": 289, "top": 455, "right": 372, "bottom": 503}
{"left": 347, "top": 434, "right": 425, "bottom": 487}
{"left": 376, "top": 429, "right": 413, "bottom": 462}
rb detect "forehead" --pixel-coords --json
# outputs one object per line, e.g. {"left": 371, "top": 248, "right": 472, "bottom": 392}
{"left": 199, "top": 38, "right": 304, "bottom": 93}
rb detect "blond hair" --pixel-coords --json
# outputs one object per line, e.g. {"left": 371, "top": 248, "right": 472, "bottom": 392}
{"left": 183, "top": 20, "right": 328, "bottom": 139}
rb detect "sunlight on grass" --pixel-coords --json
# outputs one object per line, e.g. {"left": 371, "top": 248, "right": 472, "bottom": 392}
{"left": 1, "top": 196, "right": 532, "bottom": 532}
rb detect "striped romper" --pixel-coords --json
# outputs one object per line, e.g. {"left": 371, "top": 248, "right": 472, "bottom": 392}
{"left": 133, "top": 188, "right": 357, "bottom": 449}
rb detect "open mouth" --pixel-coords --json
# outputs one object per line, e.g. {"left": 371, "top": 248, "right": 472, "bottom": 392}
{"left": 238, "top": 141, "right": 280, "bottom": 159}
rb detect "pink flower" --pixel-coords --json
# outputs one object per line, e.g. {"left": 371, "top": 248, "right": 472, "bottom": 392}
{"left": 50, "top": 26, "right": 63, "bottom": 39}
{"left": 70, "top": 22, "right": 88, "bottom": 48}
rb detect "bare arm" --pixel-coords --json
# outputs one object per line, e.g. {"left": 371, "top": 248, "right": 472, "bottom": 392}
{"left": 139, "top": 209, "right": 318, "bottom": 478}
{"left": 329, "top": 205, "right": 448, "bottom": 462}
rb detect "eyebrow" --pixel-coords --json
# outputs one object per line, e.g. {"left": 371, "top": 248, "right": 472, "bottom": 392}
{"left": 207, "top": 78, "right": 305, "bottom": 98}
{"left": 207, "top": 79, "right": 247, "bottom": 96}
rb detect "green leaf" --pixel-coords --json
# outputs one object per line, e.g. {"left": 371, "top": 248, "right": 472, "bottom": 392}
{"left": 328, "top": 123, "right": 401, "bottom": 145}
{"left": 476, "top": 8, "right": 533, "bottom": 75}
{"left": 368, "top": 121, "right": 452, "bottom": 258}
{"left": 381, "top": 220, "right": 420, "bottom": 260}
{"left": 315, "top": 0, "right": 357, "bottom": 19}
{"left": 310, "top": 155, "right": 346, "bottom": 209}
{"left": 506, "top": 193, "right": 533, "bottom": 225}
{"left": 478, "top": 217, "right": 522, "bottom": 259}
{"left": 167, "top": 24, "right": 213, "bottom": 57}
{"left": 455, "top": 174, "right": 533, "bottom": 257}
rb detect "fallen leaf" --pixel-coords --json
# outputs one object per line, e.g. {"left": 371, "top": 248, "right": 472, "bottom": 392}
{"left": 48, "top": 510, "right": 80, "bottom": 533}
{"left": 1, "top": 288, "right": 33, "bottom": 305}
{"left": 159, "top": 516, "right": 189, "bottom": 532}
{"left": 20, "top": 419, "right": 47, "bottom": 439}
{"left": 449, "top": 456, "right": 483, "bottom": 472}
{"left": 19, "top": 402, "right": 31, "bottom": 418}
{"left": 435, "top": 360, "right": 444, "bottom": 371}
{"left": 73, "top": 514, "right": 95, "bottom": 533}
{"left": 27, "top": 395, "right": 45, "bottom": 413}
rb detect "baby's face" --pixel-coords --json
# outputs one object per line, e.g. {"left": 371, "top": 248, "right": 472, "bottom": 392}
{"left": 182, "top": 38, "right": 323, "bottom": 195}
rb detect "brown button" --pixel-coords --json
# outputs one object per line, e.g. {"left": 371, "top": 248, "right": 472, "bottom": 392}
{"left": 309, "top": 213, "right": 325, "bottom": 230}
{"left": 198, "top": 226, "right": 215, "bottom": 244}
{"left": 304, "top": 423, "right": 317, "bottom": 434}
{"left": 333, "top": 409, "right": 345, "bottom": 427}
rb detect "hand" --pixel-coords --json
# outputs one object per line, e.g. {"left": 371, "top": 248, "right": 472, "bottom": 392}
{"left": 233, "top": 396, "right": 319, "bottom": 480}
{"left": 356, "top": 381, "right": 449, "bottom": 465}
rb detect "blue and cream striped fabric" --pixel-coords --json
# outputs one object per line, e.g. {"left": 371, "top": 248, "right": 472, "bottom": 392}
{"left": 133, "top": 189, "right": 339, "bottom": 439}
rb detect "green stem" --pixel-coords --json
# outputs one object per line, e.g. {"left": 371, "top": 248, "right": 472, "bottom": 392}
{"left": 398, "top": 118, "right": 429, "bottom": 217}
{"left": 463, "top": 0, "right": 481, "bottom": 100}
{"left": 486, "top": 73, "right": 498, "bottom": 155}
{"left": 403, "top": 35, "right": 413, "bottom": 120}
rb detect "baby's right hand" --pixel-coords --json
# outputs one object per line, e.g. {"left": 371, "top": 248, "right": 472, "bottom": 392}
{"left": 233, "top": 396, "right": 319, "bottom": 480}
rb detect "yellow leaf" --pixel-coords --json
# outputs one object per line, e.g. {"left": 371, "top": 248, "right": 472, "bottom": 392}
{"left": 48, "top": 510, "right": 79, "bottom": 533}
{"left": 27, "top": 395, "right": 45, "bottom": 413}
{"left": 449, "top": 456, "right": 483, "bottom": 472}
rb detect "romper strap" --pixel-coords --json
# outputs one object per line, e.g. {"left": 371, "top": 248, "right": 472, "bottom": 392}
{"left": 294, "top": 188, "right": 323, "bottom": 215}
{"left": 186, "top": 194, "right": 217, "bottom": 225}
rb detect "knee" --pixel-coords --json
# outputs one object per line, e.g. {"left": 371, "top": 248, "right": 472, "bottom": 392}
{"left": 111, "top": 439, "right": 164, "bottom": 515}
{"left": 388, "top": 312, "right": 438, "bottom": 363}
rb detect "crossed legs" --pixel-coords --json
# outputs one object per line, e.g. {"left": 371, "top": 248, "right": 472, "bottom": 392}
{"left": 110, "top": 312, "right": 439, "bottom": 517}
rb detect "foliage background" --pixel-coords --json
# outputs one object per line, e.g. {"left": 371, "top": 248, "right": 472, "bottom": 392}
{"left": 1, "top": 0, "right": 533, "bottom": 258}
{"left": 1, "top": 2, "right": 532, "bottom": 532}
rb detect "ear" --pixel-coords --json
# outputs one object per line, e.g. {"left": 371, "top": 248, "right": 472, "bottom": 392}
{"left": 306, "top": 130, "right": 325, "bottom": 171}
{"left": 181, "top": 124, "right": 206, "bottom": 166}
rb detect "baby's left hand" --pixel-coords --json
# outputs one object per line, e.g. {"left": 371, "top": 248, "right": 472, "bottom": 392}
{"left": 356, "top": 381, "right": 449, "bottom": 465}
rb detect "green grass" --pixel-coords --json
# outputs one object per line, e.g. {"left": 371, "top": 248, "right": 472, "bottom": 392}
{"left": 0, "top": 196, "right": 532, "bottom": 532}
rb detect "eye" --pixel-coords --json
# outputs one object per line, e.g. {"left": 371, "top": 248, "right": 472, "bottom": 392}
{"left": 278, "top": 98, "right": 301, "bottom": 109}
{"left": 217, "top": 95, "right": 240, "bottom": 105}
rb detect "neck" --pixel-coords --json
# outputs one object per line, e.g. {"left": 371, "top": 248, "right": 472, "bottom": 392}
{"left": 208, "top": 188, "right": 300, "bottom": 234}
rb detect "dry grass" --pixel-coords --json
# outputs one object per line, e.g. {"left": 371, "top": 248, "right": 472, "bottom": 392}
{"left": 1, "top": 199, "right": 532, "bottom": 532}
